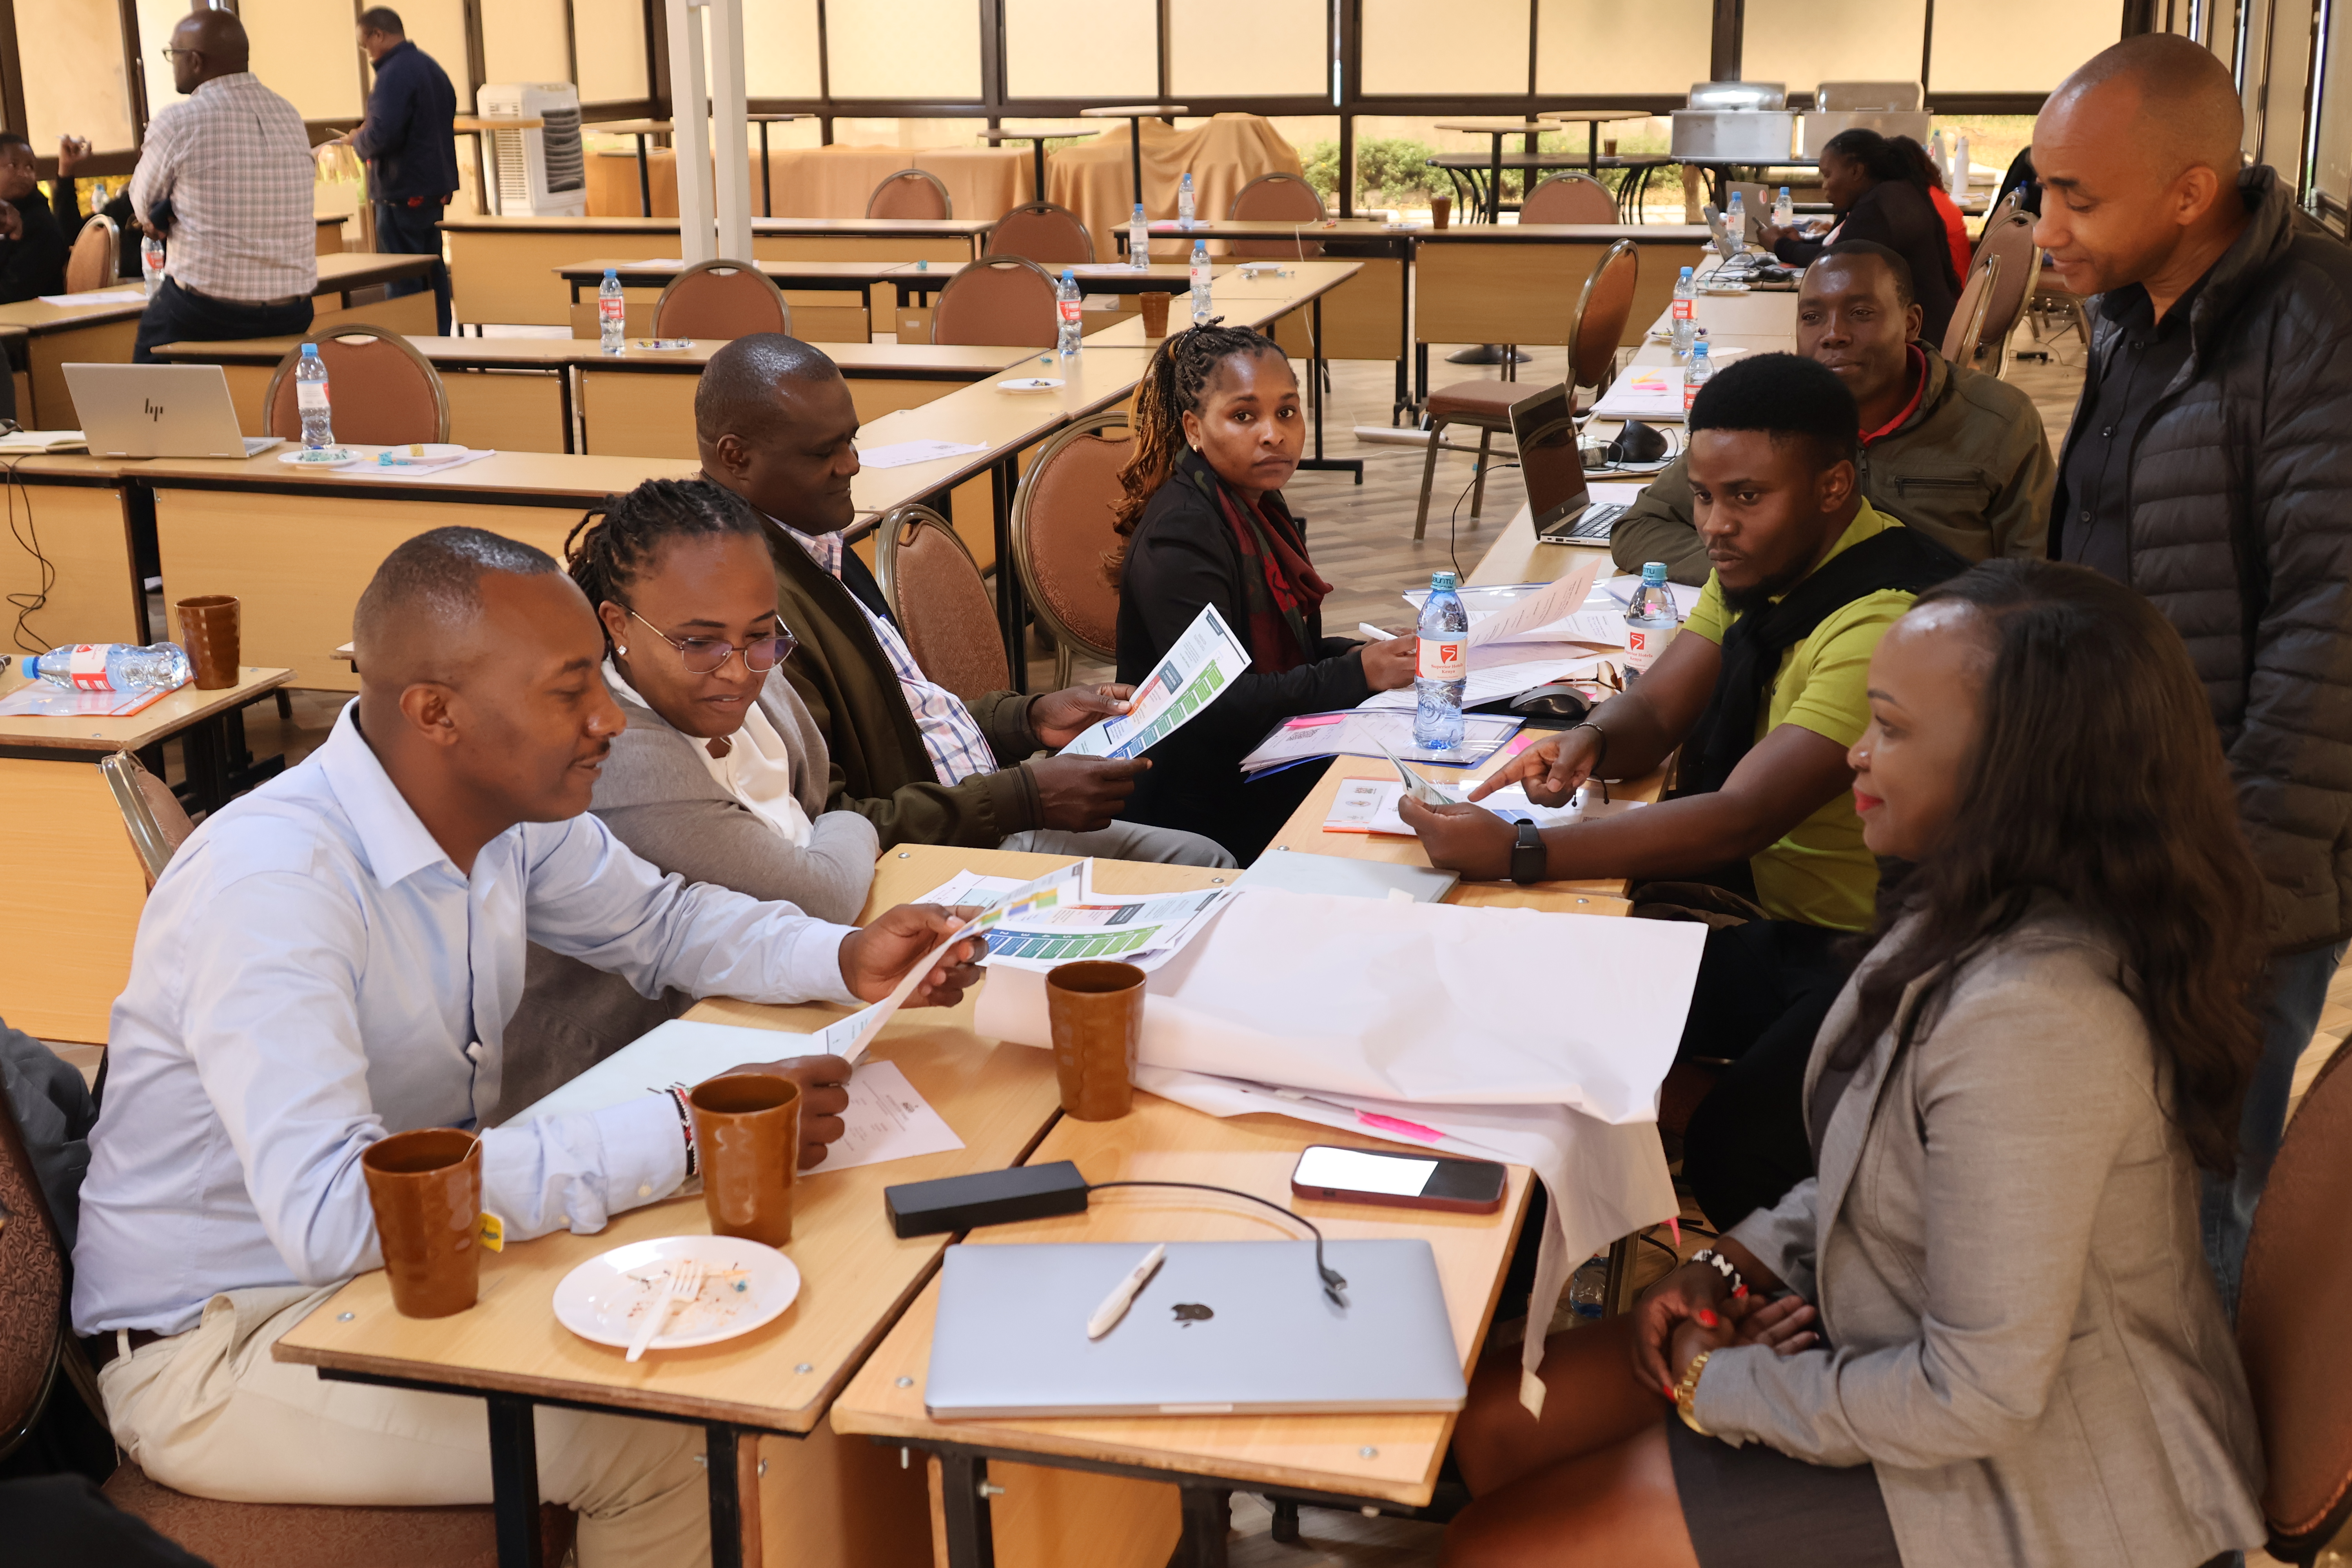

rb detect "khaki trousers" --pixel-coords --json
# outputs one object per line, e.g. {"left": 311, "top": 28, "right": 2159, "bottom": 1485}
{"left": 96, "top": 1284, "right": 710, "bottom": 1567}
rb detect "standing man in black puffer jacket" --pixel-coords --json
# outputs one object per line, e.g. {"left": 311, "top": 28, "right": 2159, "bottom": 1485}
{"left": 2034, "top": 33, "right": 2352, "bottom": 1308}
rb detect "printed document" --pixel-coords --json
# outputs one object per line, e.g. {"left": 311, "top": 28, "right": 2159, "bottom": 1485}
{"left": 1060, "top": 603, "right": 1250, "bottom": 760}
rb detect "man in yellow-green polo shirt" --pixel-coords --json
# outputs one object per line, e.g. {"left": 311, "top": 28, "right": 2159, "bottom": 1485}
{"left": 1405, "top": 352, "right": 1969, "bottom": 1228}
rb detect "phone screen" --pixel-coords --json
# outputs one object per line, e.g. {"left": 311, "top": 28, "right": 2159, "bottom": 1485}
{"left": 1293, "top": 1145, "right": 1506, "bottom": 1205}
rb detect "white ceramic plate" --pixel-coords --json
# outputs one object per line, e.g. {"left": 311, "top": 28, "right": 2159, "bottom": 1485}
{"left": 1698, "top": 281, "right": 1751, "bottom": 295}
{"left": 997, "top": 376, "right": 1065, "bottom": 393}
{"left": 278, "top": 447, "right": 361, "bottom": 468}
{"left": 356, "top": 443, "right": 470, "bottom": 465}
{"left": 552, "top": 1235, "right": 801, "bottom": 1353}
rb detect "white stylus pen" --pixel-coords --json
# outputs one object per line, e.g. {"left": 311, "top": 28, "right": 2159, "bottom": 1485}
{"left": 1086, "top": 1244, "right": 1167, "bottom": 1339}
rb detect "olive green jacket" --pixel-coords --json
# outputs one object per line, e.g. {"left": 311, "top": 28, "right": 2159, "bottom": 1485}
{"left": 1610, "top": 345, "right": 2054, "bottom": 585}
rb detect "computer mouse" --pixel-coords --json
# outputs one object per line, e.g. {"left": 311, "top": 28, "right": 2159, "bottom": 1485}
{"left": 1607, "top": 420, "right": 1669, "bottom": 465}
{"left": 1510, "top": 682, "right": 1592, "bottom": 721}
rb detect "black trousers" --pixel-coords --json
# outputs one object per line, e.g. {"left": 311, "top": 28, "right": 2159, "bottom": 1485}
{"left": 132, "top": 278, "right": 312, "bottom": 363}
{"left": 1677, "top": 919, "right": 1853, "bottom": 1232}
{"left": 374, "top": 197, "right": 454, "bottom": 335}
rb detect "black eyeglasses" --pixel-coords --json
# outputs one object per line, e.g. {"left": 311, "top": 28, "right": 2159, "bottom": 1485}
{"left": 158, "top": 46, "right": 200, "bottom": 61}
{"left": 625, "top": 608, "right": 796, "bottom": 674}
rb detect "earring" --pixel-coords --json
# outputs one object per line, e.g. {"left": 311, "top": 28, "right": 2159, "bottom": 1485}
{"left": 616, "top": 646, "right": 628, "bottom": 656}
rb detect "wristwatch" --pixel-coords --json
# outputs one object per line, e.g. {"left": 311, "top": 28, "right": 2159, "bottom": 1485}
{"left": 1510, "top": 820, "right": 1546, "bottom": 885}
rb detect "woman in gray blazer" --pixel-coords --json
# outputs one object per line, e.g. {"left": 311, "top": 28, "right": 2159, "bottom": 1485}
{"left": 500, "top": 479, "right": 880, "bottom": 1120}
{"left": 1445, "top": 561, "right": 2269, "bottom": 1568}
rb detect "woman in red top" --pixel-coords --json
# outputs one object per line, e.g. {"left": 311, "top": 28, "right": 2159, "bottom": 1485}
{"left": 1897, "top": 135, "right": 1975, "bottom": 284}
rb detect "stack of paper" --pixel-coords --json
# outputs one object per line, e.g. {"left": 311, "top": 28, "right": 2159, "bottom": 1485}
{"left": 914, "top": 863, "right": 1234, "bottom": 973}
{"left": 1239, "top": 709, "right": 1523, "bottom": 776}
{"left": 1590, "top": 365, "right": 1687, "bottom": 423}
{"left": 1324, "top": 777, "right": 1647, "bottom": 837}
{"left": 0, "top": 430, "right": 87, "bottom": 454}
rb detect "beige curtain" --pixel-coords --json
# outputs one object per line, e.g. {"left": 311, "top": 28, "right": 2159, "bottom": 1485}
{"left": 1046, "top": 113, "right": 1305, "bottom": 261}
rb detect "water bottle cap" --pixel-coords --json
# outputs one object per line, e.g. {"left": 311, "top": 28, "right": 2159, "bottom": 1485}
{"left": 1134, "top": 203, "right": 1145, "bottom": 214}
{"left": 300, "top": 343, "right": 318, "bottom": 357}
{"left": 1062, "top": 268, "right": 1075, "bottom": 280}
{"left": 1679, "top": 265, "right": 1692, "bottom": 278}
{"left": 1430, "top": 570, "right": 1457, "bottom": 592}
{"left": 603, "top": 267, "right": 617, "bottom": 279}
{"left": 1642, "top": 561, "right": 1669, "bottom": 585}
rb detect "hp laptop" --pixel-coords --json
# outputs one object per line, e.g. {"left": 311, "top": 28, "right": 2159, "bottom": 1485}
{"left": 1512, "top": 383, "right": 1625, "bottom": 544}
{"left": 923, "top": 1239, "right": 1466, "bottom": 1418}
{"left": 64, "top": 364, "right": 283, "bottom": 459}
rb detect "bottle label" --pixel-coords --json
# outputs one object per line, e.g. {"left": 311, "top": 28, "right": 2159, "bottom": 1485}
{"left": 1058, "top": 299, "right": 1082, "bottom": 325}
{"left": 1672, "top": 297, "right": 1693, "bottom": 321}
{"left": 1684, "top": 373, "right": 1702, "bottom": 413}
{"left": 600, "top": 297, "right": 625, "bottom": 325}
{"left": 297, "top": 382, "right": 330, "bottom": 413}
{"left": 1625, "top": 624, "right": 1676, "bottom": 672}
{"left": 1417, "top": 637, "right": 1465, "bottom": 681}
{"left": 68, "top": 643, "right": 113, "bottom": 691}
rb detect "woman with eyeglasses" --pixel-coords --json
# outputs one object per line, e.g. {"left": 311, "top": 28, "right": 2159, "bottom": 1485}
{"left": 501, "top": 477, "right": 878, "bottom": 1119}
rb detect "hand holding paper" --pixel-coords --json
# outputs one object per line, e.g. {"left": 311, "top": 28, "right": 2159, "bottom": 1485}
{"left": 698, "top": 1054, "right": 853, "bottom": 1168}
{"left": 838, "top": 904, "right": 989, "bottom": 1008}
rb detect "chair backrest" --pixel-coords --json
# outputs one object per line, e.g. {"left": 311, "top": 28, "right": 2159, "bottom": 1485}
{"left": 1564, "top": 239, "right": 1640, "bottom": 393}
{"left": 1940, "top": 252, "right": 1999, "bottom": 367}
{"left": 0, "top": 1056, "right": 67, "bottom": 1462}
{"left": 931, "top": 255, "right": 1059, "bottom": 348}
{"left": 264, "top": 324, "right": 450, "bottom": 446}
{"left": 1227, "top": 172, "right": 1326, "bottom": 257}
{"left": 1521, "top": 174, "right": 1616, "bottom": 226}
{"left": 873, "top": 505, "right": 1010, "bottom": 702}
{"left": 1962, "top": 211, "right": 2040, "bottom": 375}
{"left": 2239, "top": 1040, "right": 2352, "bottom": 1564}
{"left": 65, "top": 214, "right": 118, "bottom": 293}
{"left": 987, "top": 201, "right": 1094, "bottom": 267}
{"left": 102, "top": 750, "right": 194, "bottom": 891}
{"left": 867, "top": 168, "right": 953, "bottom": 220}
{"left": 1011, "top": 412, "right": 1132, "bottom": 665}
{"left": 653, "top": 259, "right": 791, "bottom": 340}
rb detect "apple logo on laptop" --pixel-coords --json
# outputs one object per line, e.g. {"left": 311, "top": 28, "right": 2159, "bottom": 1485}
{"left": 1171, "top": 1302, "right": 1213, "bottom": 1326}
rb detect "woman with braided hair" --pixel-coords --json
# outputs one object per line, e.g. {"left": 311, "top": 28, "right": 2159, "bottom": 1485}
{"left": 1110, "top": 323, "right": 1416, "bottom": 861}
{"left": 502, "top": 475, "right": 878, "bottom": 1116}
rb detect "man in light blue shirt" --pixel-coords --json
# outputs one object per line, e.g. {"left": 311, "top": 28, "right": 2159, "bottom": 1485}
{"left": 73, "top": 528, "right": 980, "bottom": 1564}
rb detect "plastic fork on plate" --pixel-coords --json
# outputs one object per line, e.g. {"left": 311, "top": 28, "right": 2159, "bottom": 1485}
{"left": 624, "top": 1260, "right": 704, "bottom": 1362}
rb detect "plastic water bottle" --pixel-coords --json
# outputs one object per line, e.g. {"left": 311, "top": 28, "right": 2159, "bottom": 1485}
{"left": 1774, "top": 184, "right": 1794, "bottom": 228}
{"left": 1951, "top": 134, "right": 1971, "bottom": 197}
{"left": 1189, "top": 240, "right": 1212, "bottom": 326}
{"left": 1726, "top": 189, "right": 1746, "bottom": 242}
{"left": 1671, "top": 265, "right": 1696, "bottom": 356}
{"left": 598, "top": 267, "right": 626, "bottom": 355}
{"left": 1413, "top": 571, "right": 1469, "bottom": 753}
{"left": 1055, "top": 268, "right": 1083, "bottom": 357}
{"left": 1929, "top": 129, "right": 1949, "bottom": 187}
{"left": 1178, "top": 171, "right": 1196, "bottom": 230}
{"left": 140, "top": 233, "right": 164, "bottom": 286}
{"left": 1568, "top": 1256, "right": 1611, "bottom": 1320}
{"left": 1624, "top": 562, "right": 1679, "bottom": 676}
{"left": 294, "top": 343, "right": 333, "bottom": 450}
{"left": 1128, "top": 203, "right": 1150, "bottom": 270}
{"left": 25, "top": 642, "right": 192, "bottom": 692}
{"left": 1683, "top": 330, "right": 1713, "bottom": 414}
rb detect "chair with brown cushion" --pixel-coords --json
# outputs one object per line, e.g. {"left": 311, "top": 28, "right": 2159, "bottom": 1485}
{"left": 1413, "top": 238, "right": 1637, "bottom": 539}
{"left": 1011, "top": 412, "right": 1132, "bottom": 687}
{"left": 0, "top": 1051, "right": 577, "bottom": 1566}
{"left": 1958, "top": 210, "right": 2040, "bottom": 378}
{"left": 652, "top": 258, "right": 791, "bottom": 340}
{"left": 931, "top": 255, "right": 1059, "bottom": 348}
{"left": 867, "top": 168, "right": 953, "bottom": 220}
{"left": 101, "top": 750, "right": 194, "bottom": 891}
{"left": 1519, "top": 174, "right": 1616, "bottom": 225}
{"left": 873, "top": 504, "right": 1010, "bottom": 704}
{"left": 1227, "top": 172, "right": 1327, "bottom": 258}
{"left": 986, "top": 201, "right": 1094, "bottom": 267}
{"left": 263, "top": 325, "right": 450, "bottom": 447}
{"left": 66, "top": 214, "right": 119, "bottom": 292}
{"left": 2239, "top": 1040, "right": 2352, "bottom": 1564}
{"left": 1940, "top": 253, "right": 2000, "bottom": 369}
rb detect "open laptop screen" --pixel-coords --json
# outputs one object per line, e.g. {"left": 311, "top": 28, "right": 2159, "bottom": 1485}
{"left": 1508, "top": 383, "right": 1587, "bottom": 533}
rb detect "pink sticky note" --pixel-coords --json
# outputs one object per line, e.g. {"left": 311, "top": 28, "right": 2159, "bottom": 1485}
{"left": 1504, "top": 732, "right": 1541, "bottom": 756}
{"left": 1285, "top": 713, "right": 1346, "bottom": 728}
{"left": 1356, "top": 1110, "right": 1446, "bottom": 1144}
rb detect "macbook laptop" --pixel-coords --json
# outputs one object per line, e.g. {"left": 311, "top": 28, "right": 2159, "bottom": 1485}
{"left": 1512, "top": 383, "right": 1625, "bottom": 544}
{"left": 1728, "top": 180, "right": 1773, "bottom": 239}
{"left": 923, "top": 1239, "right": 1466, "bottom": 1418}
{"left": 64, "top": 364, "right": 283, "bottom": 459}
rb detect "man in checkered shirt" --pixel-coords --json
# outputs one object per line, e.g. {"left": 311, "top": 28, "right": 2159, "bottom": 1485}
{"left": 129, "top": 10, "right": 317, "bottom": 363}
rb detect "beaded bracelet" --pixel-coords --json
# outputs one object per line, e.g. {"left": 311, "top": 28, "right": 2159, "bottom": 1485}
{"left": 1691, "top": 1247, "right": 1746, "bottom": 1298}
{"left": 664, "top": 1085, "right": 699, "bottom": 1180}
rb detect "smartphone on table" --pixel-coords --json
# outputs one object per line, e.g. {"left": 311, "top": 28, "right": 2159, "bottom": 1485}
{"left": 1290, "top": 1144, "right": 1508, "bottom": 1214}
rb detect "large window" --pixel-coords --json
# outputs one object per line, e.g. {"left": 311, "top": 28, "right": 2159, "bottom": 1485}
{"left": 578, "top": 0, "right": 653, "bottom": 103}
{"left": 482, "top": 0, "right": 573, "bottom": 88}
{"left": 1005, "top": 0, "right": 1158, "bottom": 99}
{"left": 828, "top": 0, "right": 981, "bottom": 98}
{"left": 242, "top": 0, "right": 366, "bottom": 122}
{"left": 1171, "top": 0, "right": 1329, "bottom": 98}
{"left": 1929, "top": 0, "right": 2120, "bottom": 94}
{"left": 1742, "top": 0, "right": 1927, "bottom": 95}
{"left": 1362, "top": 0, "right": 1531, "bottom": 97}
{"left": 25, "top": 0, "right": 137, "bottom": 153}
{"left": 1534, "top": 0, "right": 1710, "bottom": 98}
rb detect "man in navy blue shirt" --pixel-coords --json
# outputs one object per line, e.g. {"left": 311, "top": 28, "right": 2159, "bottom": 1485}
{"left": 350, "top": 8, "right": 457, "bottom": 333}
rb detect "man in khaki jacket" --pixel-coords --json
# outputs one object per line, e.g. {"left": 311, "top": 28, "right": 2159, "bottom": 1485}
{"left": 1612, "top": 242, "right": 2053, "bottom": 584}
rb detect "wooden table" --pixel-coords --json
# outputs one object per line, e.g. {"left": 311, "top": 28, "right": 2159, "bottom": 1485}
{"left": 1535, "top": 111, "right": 1660, "bottom": 181}
{"left": 976, "top": 125, "right": 1101, "bottom": 196}
{"left": 746, "top": 114, "right": 806, "bottom": 218}
{"left": 273, "top": 845, "right": 1237, "bottom": 1568}
{"left": 584, "top": 118, "right": 671, "bottom": 221}
{"left": 1077, "top": 105, "right": 1189, "bottom": 207}
{"left": 0, "top": 665, "right": 293, "bottom": 1042}
{"left": 554, "top": 256, "right": 964, "bottom": 344}
{"left": 1431, "top": 120, "right": 1557, "bottom": 224}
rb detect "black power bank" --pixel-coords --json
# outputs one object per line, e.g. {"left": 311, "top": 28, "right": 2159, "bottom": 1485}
{"left": 883, "top": 1160, "right": 1091, "bottom": 1238}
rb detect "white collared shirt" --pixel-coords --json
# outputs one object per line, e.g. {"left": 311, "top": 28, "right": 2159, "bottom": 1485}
{"left": 72, "top": 702, "right": 858, "bottom": 1336}
{"left": 129, "top": 73, "right": 318, "bottom": 303}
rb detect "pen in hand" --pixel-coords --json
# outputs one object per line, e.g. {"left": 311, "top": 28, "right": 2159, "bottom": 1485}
{"left": 1086, "top": 1243, "right": 1167, "bottom": 1339}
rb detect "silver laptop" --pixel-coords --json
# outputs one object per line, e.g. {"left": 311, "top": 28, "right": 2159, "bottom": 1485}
{"left": 64, "top": 364, "right": 283, "bottom": 458}
{"left": 1728, "top": 180, "right": 1773, "bottom": 240}
{"left": 923, "top": 1239, "right": 1466, "bottom": 1419}
{"left": 1512, "top": 383, "right": 1626, "bottom": 543}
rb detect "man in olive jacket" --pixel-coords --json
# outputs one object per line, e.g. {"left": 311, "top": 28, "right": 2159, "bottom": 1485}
{"left": 1612, "top": 242, "right": 2052, "bottom": 584}
{"left": 2036, "top": 35, "right": 2352, "bottom": 1304}
{"left": 695, "top": 334, "right": 1233, "bottom": 865}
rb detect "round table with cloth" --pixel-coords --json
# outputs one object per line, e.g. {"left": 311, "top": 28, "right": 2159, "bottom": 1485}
{"left": 1045, "top": 113, "right": 1308, "bottom": 262}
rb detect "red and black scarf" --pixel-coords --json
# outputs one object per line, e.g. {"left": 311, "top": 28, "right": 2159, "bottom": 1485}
{"left": 1177, "top": 448, "right": 1331, "bottom": 674}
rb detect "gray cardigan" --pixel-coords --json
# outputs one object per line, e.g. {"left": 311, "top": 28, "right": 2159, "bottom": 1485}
{"left": 498, "top": 673, "right": 879, "bottom": 1122}
{"left": 1696, "top": 906, "right": 2265, "bottom": 1568}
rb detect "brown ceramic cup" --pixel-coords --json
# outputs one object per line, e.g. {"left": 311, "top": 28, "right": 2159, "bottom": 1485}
{"left": 1046, "top": 960, "right": 1146, "bottom": 1121}
{"left": 1138, "top": 290, "right": 1172, "bottom": 338}
{"left": 691, "top": 1074, "right": 802, "bottom": 1248}
{"left": 1430, "top": 193, "right": 1452, "bottom": 230}
{"left": 361, "top": 1129, "right": 484, "bottom": 1319}
{"left": 176, "top": 594, "right": 240, "bottom": 690}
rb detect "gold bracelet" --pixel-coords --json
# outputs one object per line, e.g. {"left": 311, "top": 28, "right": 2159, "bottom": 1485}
{"left": 1673, "top": 1349, "right": 1714, "bottom": 1436}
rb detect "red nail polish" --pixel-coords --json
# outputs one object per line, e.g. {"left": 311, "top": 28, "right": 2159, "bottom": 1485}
{"left": 1664, "top": 1381, "right": 1677, "bottom": 1398}
{"left": 1734, "top": 1284, "right": 1748, "bottom": 1298}
{"left": 1697, "top": 1310, "right": 1718, "bottom": 1328}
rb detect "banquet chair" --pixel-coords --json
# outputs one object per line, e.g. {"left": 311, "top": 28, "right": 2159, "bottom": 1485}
{"left": 653, "top": 259, "right": 791, "bottom": 340}
{"left": 1519, "top": 174, "right": 1615, "bottom": 225}
{"left": 1959, "top": 210, "right": 2040, "bottom": 378}
{"left": 264, "top": 325, "right": 450, "bottom": 447}
{"left": 66, "top": 214, "right": 119, "bottom": 292}
{"left": 874, "top": 505, "right": 1011, "bottom": 703}
{"left": 986, "top": 202, "right": 1094, "bottom": 267}
{"left": 931, "top": 256, "right": 1058, "bottom": 348}
{"left": 1227, "top": 172, "right": 1326, "bottom": 258}
{"left": 867, "top": 169, "right": 953, "bottom": 220}
{"left": 1940, "top": 255, "right": 2000, "bottom": 369}
{"left": 1011, "top": 412, "right": 1132, "bottom": 686}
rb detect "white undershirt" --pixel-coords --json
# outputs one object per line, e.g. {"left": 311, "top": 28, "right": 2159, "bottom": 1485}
{"left": 606, "top": 659, "right": 814, "bottom": 848}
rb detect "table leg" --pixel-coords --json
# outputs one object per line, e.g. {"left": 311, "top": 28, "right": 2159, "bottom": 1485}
{"left": 481, "top": 131, "right": 502, "bottom": 219}
{"left": 1031, "top": 140, "right": 1047, "bottom": 201}
{"left": 1601, "top": 1231, "right": 1641, "bottom": 1317}
{"left": 486, "top": 1394, "right": 545, "bottom": 1568}
{"left": 706, "top": 1422, "right": 747, "bottom": 1568}
{"left": 559, "top": 366, "right": 578, "bottom": 454}
{"left": 937, "top": 1451, "right": 998, "bottom": 1568}
{"left": 759, "top": 122, "right": 772, "bottom": 218}
{"left": 1128, "top": 117, "right": 1146, "bottom": 208}
{"left": 1294, "top": 290, "right": 1361, "bottom": 481}
{"left": 635, "top": 132, "right": 654, "bottom": 220}
{"left": 989, "top": 456, "right": 1029, "bottom": 692}
{"left": 1270, "top": 1496, "right": 1302, "bottom": 1543}
{"left": 1588, "top": 122, "right": 1599, "bottom": 178}
{"left": 469, "top": 131, "right": 491, "bottom": 219}
{"left": 1172, "top": 1486, "right": 1233, "bottom": 1568}
{"left": 1486, "top": 135, "right": 1503, "bottom": 223}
